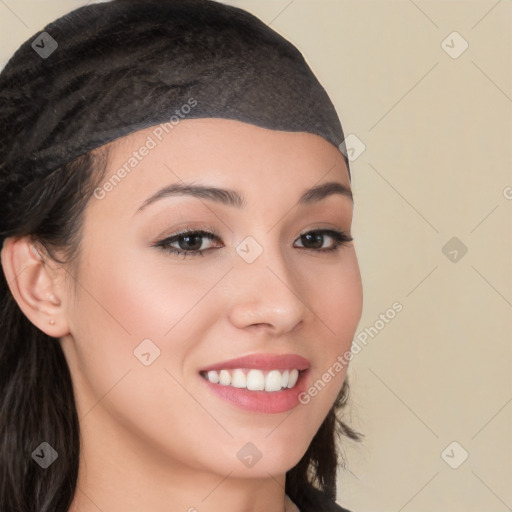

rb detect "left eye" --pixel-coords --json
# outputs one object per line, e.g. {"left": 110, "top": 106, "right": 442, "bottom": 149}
{"left": 154, "top": 228, "right": 352, "bottom": 259}
{"left": 294, "top": 230, "right": 352, "bottom": 250}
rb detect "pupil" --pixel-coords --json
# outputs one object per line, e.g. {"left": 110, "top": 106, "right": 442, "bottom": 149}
{"left": 181, "top": 234, "right": 202, "bottom": 251}
{"left": 303, "top": 232, "right": 323, "bottom": 249}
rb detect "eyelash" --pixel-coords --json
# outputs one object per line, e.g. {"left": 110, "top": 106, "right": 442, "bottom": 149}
{"left": 153, "top": 227, "right": 353, "bottom": 259}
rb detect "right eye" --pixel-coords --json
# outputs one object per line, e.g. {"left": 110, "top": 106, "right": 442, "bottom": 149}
{"left": 153, "top": 229, "right": 223, "bottom": 259}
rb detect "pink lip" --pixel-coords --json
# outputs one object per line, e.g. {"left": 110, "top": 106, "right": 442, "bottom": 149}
{"left": 200, "top": 368, "right": 311, "bottom": 414}
{"left": 198, "top": 353, "right": 310, "bottom": 372}
{"left": 198, "top": 353, "right": 311, "bottom": 414}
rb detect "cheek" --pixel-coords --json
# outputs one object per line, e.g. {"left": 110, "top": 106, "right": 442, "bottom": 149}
{"left": 68, "top": 243, "right": 232, "bottom": 406}
{"left": 288, "top": 249, "right": 362, "bottom": 427}
{"left": 77, "top": 243, "right": 226, "bottom": 341}
{"left": 67, "top": 247, "right": 241, "bottom": 470}
{"left": 301, "top": 248, "right": 363, "bottom": 351}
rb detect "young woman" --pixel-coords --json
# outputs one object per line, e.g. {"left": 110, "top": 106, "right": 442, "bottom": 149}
{"left": 0, "top": 1, "right": 363, "bottom": 511}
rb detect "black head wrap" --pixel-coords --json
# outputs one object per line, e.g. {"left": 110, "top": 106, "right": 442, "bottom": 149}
{"left": 0, "top": 0, "right": 350, "bottom": 204}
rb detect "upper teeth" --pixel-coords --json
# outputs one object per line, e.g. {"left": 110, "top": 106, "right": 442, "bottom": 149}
{"left": 202, "top": 368, "right": 300, "bottom": 392}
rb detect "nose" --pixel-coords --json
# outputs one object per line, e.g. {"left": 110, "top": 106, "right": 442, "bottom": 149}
{"left": 227, "top": 242, "right": 309, "bottom": 336}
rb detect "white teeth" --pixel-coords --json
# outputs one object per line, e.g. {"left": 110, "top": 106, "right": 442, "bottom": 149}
{"left": 202, "top": 368, "right": 302, "bottom": 392}
{"left": 207, "top": 370, "right": 220, "bottom": 384}
{"left": 281, "top": 369, "right": 289, "bottom": 388}
{"left": 265, "top": 370, "right": 283, "bottom": 392}
{"left": 219, "top": 369, "right": 231, "bottom": 386}
{"left": 231, "top": 369, "right": 246, "bottom": 388}
{"left": 247, "top": 369, "right": 265, "bottom": 390}
{"left": 287, "top": 369, "right": 299, "bottom": 388}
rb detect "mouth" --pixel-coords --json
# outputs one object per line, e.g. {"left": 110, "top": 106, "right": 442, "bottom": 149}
{"left": 198, "top": 353, "right": 310, "bottom": 414}
{"left": 199, "top": 368, "right": 305, "bottom": 392}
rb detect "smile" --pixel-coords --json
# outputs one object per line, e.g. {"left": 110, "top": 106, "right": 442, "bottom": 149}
{"left": 200, "top": 368, "right": 301, "bottom": 392}
{"left": 198, "top": 353, "right": 311, "bottom": 413}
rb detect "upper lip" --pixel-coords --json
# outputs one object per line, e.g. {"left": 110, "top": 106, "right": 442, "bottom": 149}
{"left": 199, "top": 353, "right": 310, "bottom": 372}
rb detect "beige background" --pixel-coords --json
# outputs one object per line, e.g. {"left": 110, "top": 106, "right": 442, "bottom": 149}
{"left": 1, "top": 1, "right": 511, "bottom": 511}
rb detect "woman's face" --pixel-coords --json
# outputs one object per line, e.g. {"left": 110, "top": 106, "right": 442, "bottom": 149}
{"left": 60, "top": 118, "right": 362, "bottom": 478}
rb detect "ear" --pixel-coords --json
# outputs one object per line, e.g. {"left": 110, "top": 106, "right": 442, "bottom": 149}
{"left": 1, "top": 236, "right": 70, "bottom": 338}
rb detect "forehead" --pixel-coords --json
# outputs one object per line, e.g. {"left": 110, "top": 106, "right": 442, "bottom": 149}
{"left": 92, "top": 118, "right": 350, "bottom": 213}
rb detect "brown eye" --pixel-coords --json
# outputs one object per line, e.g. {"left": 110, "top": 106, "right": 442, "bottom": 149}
{"left": 177, "top": 233, "right": 205, "bottom": 251}
{"left": 299, "top": 232, "right": 324, "bottom": 249}
{"left": 153, "top": 229, "right": 222, "bottom": 259}
{"left": 294, "top": 230, "right": 353, "bottom": 252}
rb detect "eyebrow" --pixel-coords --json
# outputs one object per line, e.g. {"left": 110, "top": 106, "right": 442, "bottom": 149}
{"left": 136, "top": 180, "right": 353, "bottom": 213}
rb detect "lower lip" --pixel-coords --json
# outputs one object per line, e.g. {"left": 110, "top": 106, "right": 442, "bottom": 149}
{"left": 200, "top": 370, "right": 310, "bottom": 414}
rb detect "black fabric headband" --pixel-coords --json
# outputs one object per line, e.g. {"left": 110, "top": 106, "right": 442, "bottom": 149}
{"left": 0, "top": 0, "right": 350, "bottom": 203}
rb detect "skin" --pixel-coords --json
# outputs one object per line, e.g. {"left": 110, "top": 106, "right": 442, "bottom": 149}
{"left": 1, "top": 118, "right": 362, "bottom": 512}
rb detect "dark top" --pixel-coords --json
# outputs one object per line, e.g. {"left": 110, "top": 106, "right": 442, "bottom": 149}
{"left": 292, "top": 485, "right": 352, "bottom": 512}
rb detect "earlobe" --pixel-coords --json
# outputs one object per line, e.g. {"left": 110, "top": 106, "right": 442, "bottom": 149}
{"left": 0, "top": 236, "right": 70, "bottom": 338}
